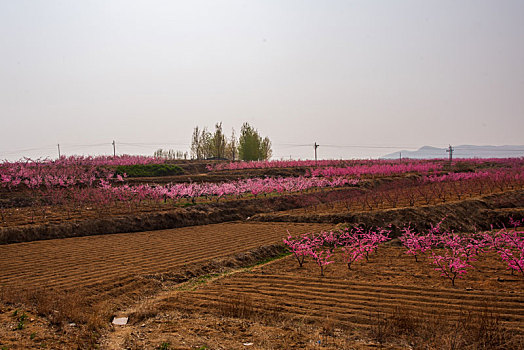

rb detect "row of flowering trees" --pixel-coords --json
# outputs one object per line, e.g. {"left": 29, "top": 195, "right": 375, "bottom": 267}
{"left": 284, "top": 227, "right": 391, "bottom": 276}
{"left": 284, "top": 220, "right": 523, "bottom": 285}
{"left": 0, "top": 155, "right": 165, "bottom": 189}
{"left": 96, "top": 176, "right": 358, "bottom": 205}
{"left": 208, "top": 159, "right": 351, "bottom": 171}
{"left": 210, "top": 158, "right": 445, "bottom": 172}
{"left": 332, "top": 168, "right": 524, "bottom": 212}
{"left": 5, "top": 176, "right": 358, "bottom": 214}
{"left": 209, "top": 157, "right": 524, "bottom": 172}
{"left": 399, "top": 219, "right": 524, "bottom": 285}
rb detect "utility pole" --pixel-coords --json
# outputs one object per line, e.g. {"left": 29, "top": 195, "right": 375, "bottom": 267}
{"left": 57, "top": 143, "right": 61, "bottom": 158}
{"left": 314, "top": 142, "right": 319, "bottom": 165}
{"left": 112, "top": 140, "right": 116, "bottom": 157}
{"left": 446, "top": 144, "right": 454, "bottom": 164}
{"left": 399, "top": 152, "right": 402, "bottom": 163}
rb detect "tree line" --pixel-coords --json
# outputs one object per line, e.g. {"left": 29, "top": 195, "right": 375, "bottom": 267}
{"left": 156, "top": 122, "right": 270, "bottom": 161}
{"left": 191, "top": 122, "right": 272, "bottom": 161}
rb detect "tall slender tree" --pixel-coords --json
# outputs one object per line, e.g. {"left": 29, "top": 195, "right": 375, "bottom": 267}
{"left": 238, "top": 122, "right": 272, "bottom": 161}
{"left": 210, "top": 122, "right": 227, "bottom": 158}
{"left": 225, "top": 128, "right": 238, "bottom": 161}
{"left": 190, "top": 126, "right": 201, "bottom": 159}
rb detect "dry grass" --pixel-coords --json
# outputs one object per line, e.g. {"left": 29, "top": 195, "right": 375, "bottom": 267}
{"left": 214, "top": 293, "right": 288, "bottom": 326}
{"left": 186, "top": 286, "right": 522, "bottom": 349}
{"left": 128, "top": 301, "right": 159, "bottom": 325}
{"left": 0, "top": 285, "right": 111, "bottom": 347}
{"left": 368, "top": 304, "right": 523, "bottom": 350}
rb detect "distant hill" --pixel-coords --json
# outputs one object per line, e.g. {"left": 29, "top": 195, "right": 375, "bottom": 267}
{"left": 381, "top": 145, "right": 524, "bottom": 159}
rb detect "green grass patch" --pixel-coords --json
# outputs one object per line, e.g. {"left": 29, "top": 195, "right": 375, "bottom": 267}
{"left": 245, "top": 250, "right": 291, "bottom": 269}
{"left": 176, "top": 273, "right": 222, "bottom": 291}
{"left": 115, "top": 164, "right": 183, "bottom": 177}
{"left": 174, "top": 249, "right": 290, "bottom": 291}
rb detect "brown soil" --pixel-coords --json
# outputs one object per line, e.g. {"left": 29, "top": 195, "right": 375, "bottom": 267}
{"left": 1, "top": 222, "right": 523, "bottom": 349}
{"left": 0, "top": 222, "right": 332, "bottom": 349}
{"left": 0, "top": 222, "right": 331, "bottom": 292}
{"left": 100, "top": 244, "right": 524, "bottom": 349}
{"left": 0, "top": 305, "right": 79, "bottom": 350}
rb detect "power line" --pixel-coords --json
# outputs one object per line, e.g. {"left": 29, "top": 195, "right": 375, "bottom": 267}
{"left": 274, "top": 143, "right": 314, "bottom": 147}
{"left": 274, "top": 142, "right": 425, "bottom": 150}
{"left": 118, "top": 142, "right": 190, "bottom": 146}
{"left": 61, "top": 143, "right": 109, "bottom": 148}
{"left": 1, "top": 145, "right": 56, "bottom": 155}
{"left": 321, "top": 144, "right": 423, "bottom": 150}
{"left": 2, "top": 140, "right": 523, "bottom": 161}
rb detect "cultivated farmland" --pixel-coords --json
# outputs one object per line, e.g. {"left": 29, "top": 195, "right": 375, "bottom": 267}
{"left": 0, "top": 157, "right": 523, "bottom": 349}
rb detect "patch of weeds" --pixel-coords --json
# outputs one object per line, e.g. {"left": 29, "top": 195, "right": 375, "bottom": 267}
{"left": 176, "top": 250, "right": 290, "bottom": 292}
{"left": 176, "top": 273, "right": 221, "bottom": 291}
{"left": 12, "top": 309, "right": 18, "bottom": 317}
{"left": 246, "top": 251, "right": 291, "bottom": 269}
{"left": 197, "top": 346, "right": 208, "bottom": 350}
{"left": 157, "top": 342, "right": 170, "bottom": 350}
{"left": 194, "top": 273, "right": 220, "bottom": 284}
{"left": 16, "top": 312, "right": 28, "bottom": 330}
{"left": 30, "top": 332, "right": 37, "bottom": 340}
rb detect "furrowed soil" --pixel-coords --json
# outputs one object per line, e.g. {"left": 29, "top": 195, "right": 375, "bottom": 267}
{"left": 0, "top": 222, "right": 331, "bottom": 292}
{"left": 99, "top": 244, "right": 524, "bottom": 350}
{"left": 0, "top": 222, "right": 331, "bottom": 349}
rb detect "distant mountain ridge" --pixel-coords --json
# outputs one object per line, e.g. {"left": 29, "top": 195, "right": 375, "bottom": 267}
{"left": 381, "top": 145, "right": 524, "bottom": 159}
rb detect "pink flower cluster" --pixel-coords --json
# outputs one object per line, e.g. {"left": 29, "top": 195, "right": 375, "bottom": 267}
{"left": 398, "top": 226, "right": 436, "bottom": 262}
{"left": 423, "top": 169, "right": 524, "bottom": 184}
{"left": 0, "top": 160, "right": 122, "bottom": 190}
{"left": 482, "top": 219, "right": 524, "bottom": 276}
{"left": 209, "top": 159, "right": 351, "bottom": 171}
{"left": 99, "top": 176, "right": 358, "bottom": 204}
{"left": 0, "top": 155, "right": 168, "bottom": 189}
{"left": 285, "top": 219, "right": 523, "bottom": 283}
{"left": 399, "top": 219, "right": 523, "bottom": 285}
{"left": 283, "top": 227, "right": 391, "bottom": 276}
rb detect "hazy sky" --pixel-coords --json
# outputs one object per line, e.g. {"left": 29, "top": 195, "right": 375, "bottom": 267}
{"left": 1, "top": 0, "right": 523, "bottom": 160}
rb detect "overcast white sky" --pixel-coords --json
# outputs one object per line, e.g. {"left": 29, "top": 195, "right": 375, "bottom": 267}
{"left": 1, "top": 0, "right": 523, "bottom": 160}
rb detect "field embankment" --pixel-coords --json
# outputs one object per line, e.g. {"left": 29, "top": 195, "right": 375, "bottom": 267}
{"left": 2, "top": 189, "right": 522, "bottom": 244}
{"left": 0, "top": 188, "right": 356, "bottom": 244}
{"left": 253, "top": 189, "right": 524, "bottom": 236}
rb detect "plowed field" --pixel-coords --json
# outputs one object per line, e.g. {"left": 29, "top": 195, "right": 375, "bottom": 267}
{"left": 0, "top": 222, "right": 331, "bottom": 293}
{"left": 178, "top": 274, "right": 523, "bottom": 332}
{"left": 121, "top": 245, "right": 524, "bottom": 349}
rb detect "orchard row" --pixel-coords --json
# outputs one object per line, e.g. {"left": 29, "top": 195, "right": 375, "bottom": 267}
{"left": 284, "top": 218, "right": 524, "bottom": 285}
{"left": 210, "top": 157, "right": 524, "bottom": 171}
